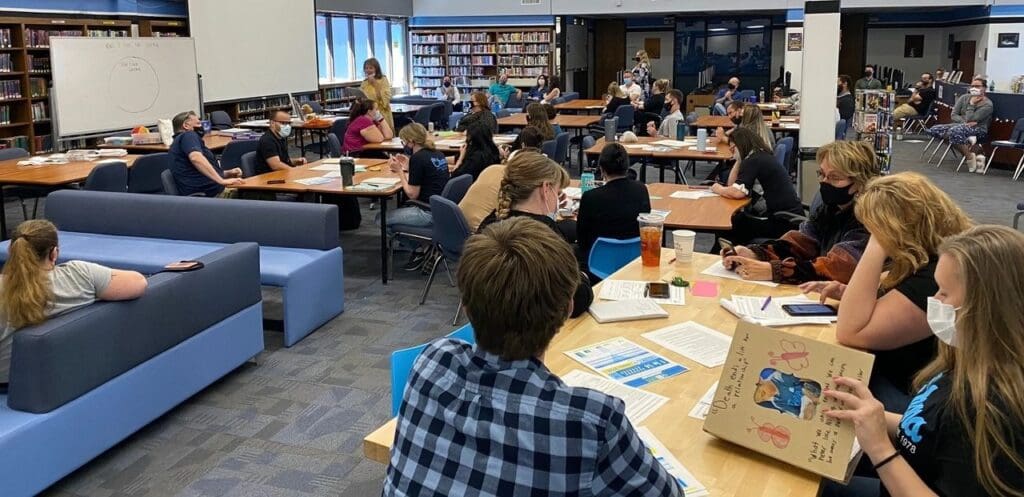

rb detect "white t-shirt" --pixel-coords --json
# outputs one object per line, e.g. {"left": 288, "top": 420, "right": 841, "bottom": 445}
{"left": 0, "top": 260, "right": 112, "bottom": 384}
{"left": 621, "top": 83, "right": 642, "bottom": 101}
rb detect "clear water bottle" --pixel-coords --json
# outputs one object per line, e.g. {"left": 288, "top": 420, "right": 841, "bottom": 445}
{"left": 696, "top": 128, "right": 708, "bottom": 152}
{"left": 581, "top": 170, "right": 596, "bottom": 193}
{"left": 759, "top": 88, "right": 765, "bottom": 103}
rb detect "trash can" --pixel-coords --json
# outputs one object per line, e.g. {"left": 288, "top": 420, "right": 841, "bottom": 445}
{"left": 798, "top": 147, "right": 820, "bottom": 205}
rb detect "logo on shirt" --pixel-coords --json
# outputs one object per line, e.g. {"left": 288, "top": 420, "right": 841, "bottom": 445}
{"left": 898, "top": 372, "right": 943, "bottom": 453}
{"left": 431, "top": 157, "right": 447, "bottom": 173}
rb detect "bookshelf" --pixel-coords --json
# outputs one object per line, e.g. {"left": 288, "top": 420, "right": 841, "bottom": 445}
{"left": 0, "top": 16, "right": 187, "bottom": 154}
{"left": 410, "top": 27, "right": 554, "bottom": 97}
{"left": 853, "top": 90, "right": 895, "bottom": 175}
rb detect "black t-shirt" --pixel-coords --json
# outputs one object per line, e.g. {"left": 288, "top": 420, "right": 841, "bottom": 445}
{"left": 256, "top": 131, "right": 292, "bottom": 176}
{"left": 576, "top": 178, "right": 651, "bottom": 259}
{"left": 887, "top": 372, "right": 1024, "bottom": 497}
{"left": 408, "top": 148, "right": 450, "bottom": 202}
{"left": 169, "top": 131, "right": 223, "bottom": 197}
{"left": 736, "top": 151, "right": 803, "bottom": 216}
{"left": 837, "top": 93, "right": 856, "bottom": 121}
{"left": 874, "top": 259, "right": 939, "bottom": 394}
{"left": 642, "top": 93, "right": 666, "bottom": 115}
{"left": 911, "top": 87, "right": 937, "bottom": 114}
{"left": 604, "top": 96, "right": 632, "bottom": 115}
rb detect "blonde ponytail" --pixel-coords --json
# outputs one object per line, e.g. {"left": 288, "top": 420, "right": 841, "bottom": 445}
{"left": 496, "top": 151, "right": 568, "bottom": 220}
{"left": 398, "top": 122, "right": 435, "bottom": 150}
{"left": 0, "top": 220, "right": 58, "bottom": 329}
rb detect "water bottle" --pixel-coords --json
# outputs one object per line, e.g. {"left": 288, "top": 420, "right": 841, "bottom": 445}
{"left": 676, "top": 120, "right": 688, "bottom": 141}
{"left": 759, "top": 88, "right": 765, "bottom": 103}
{"left": 696, "top": 128, "right": 708, "bottom": 152}
{"left": 581, "top": 170, "right": 596, "bottom": 193}
{"left": 604, "top": 117, "right": 618, "bottom": 143}
{"left": 491, "top": 100, "right": 501, "bottom": 114}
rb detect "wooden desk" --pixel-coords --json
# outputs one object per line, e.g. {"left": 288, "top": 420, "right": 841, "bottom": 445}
{"left": 693, "top": 115, "right": 801, "bottom": 134}
{"left": 648, "top": 183, "right": 748, "bottom": 231}
{"left": 364, "top": 251, "right": 831, "bottom": 497}
{"left": 362, "top": 134, "right": 518, "bottom": 155}
{"left": 0, "top": 154, "right": 141, "bottom": 238}
{"left": 584, "top": 137, "right": 733, "bottom": 183}
{"left": 233, "top": 158, "right": 406, "bottom": 283}
{"left": 497, "top": 114, "right": 600, "bottom": 129}
{"left": 553, "top": 99, "right": 606, "bottom": 113}
{"left": 98, "top": 133, "right": 234, "bottom": 154}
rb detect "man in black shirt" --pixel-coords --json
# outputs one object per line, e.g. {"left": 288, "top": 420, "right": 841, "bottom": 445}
{"left": 894, "top": 73, "right": 936, "bottom": 123}
{"left": 836, "top": 74, "right": 855, "bottom": 123}
{"left": 255, "top": 110, "right": 307, "bottom": 175}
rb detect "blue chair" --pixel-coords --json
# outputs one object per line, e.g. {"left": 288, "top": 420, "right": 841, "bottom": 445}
{"left": 389, "top": 324, "right": 476, "bottom": 416}
{"left": 775, "top": 136, "right": 794, "bottom": 174}
{"left": 495, "top": 109, "right": 513, "bottom": 119}
{"left": 83, "top": 161, "right": 128, "bottom": 192}
{"left": 388, "top": 175, "right": 474, "bottom": 280}
{"left": 127, "top": 153, "right": 171, "bottom": 194}
{"left": 553, "top": 131, "right": 570, "bottom": 166}
{"left": 160, "top": 169, "right": 180, "bottom": 195}
{"left": 541, "top": 137, "right": 557, "bottom": 158}
{"left": 773, "top": 141, "right": 788, "bottom": 170}
{"left": 986, "top": 118, "right": 1024, "bottom": 179}
{"left": 588, "top": 237, "right": 641, "bottom": 280}
{"left": 420, "top": 196, "right": 472, "bottom": 324}
{"left": 505, "top": 92, "right": 527, "bottom": 113}
{"left": 613, "top": 105, "right": 634, "bottom": 133}
{"left": 240, "top": 151, "right": 259, "bottom": 178}
{"left": 220, "top": 139, "right": 259, "bottom": 170}
{"left": 209, "top": 111, "right": 232, "bottom": 130}
{"left": 327, "top": 133, "right": 342, "bottom": 158}
{"left": 330, "top": 117, "right": 349, "bottom": 145}
{"left": 0, "top": 147, "right": 49, "bottom": 220}
{"left": 307, "top": 101, "right": 324, "bottom": 114}
{"left": 550, "top": 96, "right": 567, "bottom": 106}
{"left": 735, "top": 90, "right": 755, "bottom": 102}
{"left": 1014, "top": 202, "right": 1024, "bottom": 229}
{"left": 835, "top": 119, "right": 847, "bottom": 140}
{"left": 712, "top": 103, "right": 727, "bottom": 116}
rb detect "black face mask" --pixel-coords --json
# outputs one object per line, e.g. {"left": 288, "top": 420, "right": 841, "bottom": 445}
{"left": 864, "top": 71, "right": 873, "bottom": 78}
{"left": 727, "top": 83, "right": 737, "bottom": 90}
{"left": 837, "top": 85, "right": 843, "bottom": 94}
{"left": 192, "top": 126, "right": 205, "bottom": 138}
{"left": 443, "top": 81, "right": 451, "bottom": 87}
{"left": 664, "top": 101, "right": 674, "bottom": 111}
{"left": 819, "top": 182, "right": 855, "bottom": 207}
{"left": 633, "top": 57, "right": 641, "bottom": 62}
{"left": 730, "top": 116, "right": 742, "bottom": 125}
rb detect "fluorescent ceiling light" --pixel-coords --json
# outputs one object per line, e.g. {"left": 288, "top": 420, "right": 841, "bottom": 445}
{"left": 746, "top": 25, "right": 765, "bottom": 29}
{"left": 709, "top": 28, "right": 728, "bottom": 32}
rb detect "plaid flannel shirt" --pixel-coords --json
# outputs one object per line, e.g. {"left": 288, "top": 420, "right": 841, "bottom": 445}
{"left": 383, "top": 338, "right": 684, "bottom": 497}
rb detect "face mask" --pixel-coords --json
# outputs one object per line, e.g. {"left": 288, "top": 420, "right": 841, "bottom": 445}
{"left": 623, "top": 79, "right": 632, "bottom": 86}
{"left": 443, "top": 81, "right": 451, "bottom": 88}
{"left": 864, "top": 71, "right": 873, "bottom": 78}
{"left": 633, "top": 57, "right": 641, "bottom": 62}
{"left": 664, "top": 101, "right": 674, "bottom": 111}
{"left": 278, "top": 124, "right": 292, "bottom": 138}
{"left": 730, "top": 116, "right": 742, "bottom": 125}
{"left": 544, "top": 185, "right": 558, "bottom": 221}
{"left": 926, "top": 297, "right": 960, "bottom": 346}
{"left": 838, "top": 85, "right": 844, "bottom": 93}
{"left": 727, "top": 83, "right": 736, "bottom": 90}
{"left": 403, "top": 144, "right": 414, "bottom": 155}
{"left": 819, "top": 182, "right": 855, "bottom": 207}
{"left": 192, "top": 126, "right": 205, "bottom": 138}
{"left": 538, "top": 80, "right": 546, "bottom": 87}
{"left": 969, "top": 87, "right": 982, "bottom": 96}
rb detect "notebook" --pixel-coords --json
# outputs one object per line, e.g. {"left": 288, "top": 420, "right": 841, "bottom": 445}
{"left": 588, "top": 299, "right": 669, "bottom": 323}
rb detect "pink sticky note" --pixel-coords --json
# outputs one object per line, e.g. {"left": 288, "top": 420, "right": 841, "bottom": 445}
{"left": 691, "top": 280, "right": 719, "bottom": 297}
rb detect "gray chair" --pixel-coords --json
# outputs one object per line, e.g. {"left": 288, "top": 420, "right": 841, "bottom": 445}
{"left": 411, "top": 105, "right": 432, "bottom": 127}
{"left": 209, "top": 111, "right": 233, "bottom": 130}
{"left": 220, "top": 139, "right": 259, "bottom": 170}
{"left": 327, "top": 133, "right": 342, "bottom": 158}
{"left": 127, "top": 153, "right": 171, "bottom": 194}
{"left": 388, "top": 174, "right": 474, "bottom": 281}
{"left": 775, "top": 137, "right": 794, "bottom": 175}
{"left": 541, "top": 138, "right": 557, "bottom": 158}
{"left": 505, "top": 92, "right": 527, "bottom": 112}
{"left": 773, "top": 141, "right": 788, "bottom": 172}
{"left": 308, "top": 101, "right": 324, "bottom": 114}
{"left": 240, "top": 151, "right": 259, "bottom": 178}
{"left": 561, "top": 92, "right": 579, "bottom": 102}
{"left": 161, "top": 169, "right": 180, "bottom": 195}
{"left": 495, "top": 109, "right": 513, "bottom": 119}
{"left": 0, "top": 147, "right": 48, "bottom": 220}
{"left": 421, "top": 195, "right": 472, "bottom": 324}
{"left": 84, "top": 161, "right": 128, "bottom": 192}
{"left": 345, "top": 87, "right": 367, "bottom": 99}
{"left": 1014, "top": 202, "right": 1024, "bottom": 229}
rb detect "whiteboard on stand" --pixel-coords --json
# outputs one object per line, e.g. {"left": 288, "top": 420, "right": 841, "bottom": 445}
{"left": 50, "top": 37, "right": 200, "bottom": 137}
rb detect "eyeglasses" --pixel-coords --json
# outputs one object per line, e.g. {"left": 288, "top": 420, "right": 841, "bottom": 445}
{"left": 816, "top": 169, "right": 851, "bottom": 182}
{"left": 970, "top": 84, "right": 984, "bottom": 89}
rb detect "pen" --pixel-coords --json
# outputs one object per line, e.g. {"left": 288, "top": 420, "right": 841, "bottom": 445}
{"left": 760, "top": 296, "right": 772, "bottom": 311}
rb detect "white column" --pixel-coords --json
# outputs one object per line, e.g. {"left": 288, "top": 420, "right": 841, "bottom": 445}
{"left": 798, "top": 0, "right": 841, "bottom": 200}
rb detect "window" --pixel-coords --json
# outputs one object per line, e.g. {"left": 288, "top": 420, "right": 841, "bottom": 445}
{"left": 316, "top": 14, "right": 409, "bottom": 88}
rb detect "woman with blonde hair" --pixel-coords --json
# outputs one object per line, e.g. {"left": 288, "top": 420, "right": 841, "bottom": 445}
{"left": 630, "top": 50, "right": 653, "bottom": 99}
{"left": 602, "top": 81, "right": 631, "bottom": 115}
{"left": 360, "top": 58, "right": 393, "bottom": 131}
{"left": 0, "top": 220, "right": 147, "bottom": 388}
{"left": 821, "top": 225, "right": 1024, "bottom": 497}
{"left": 478, "top": 151, "right": 591, "bottom": 317}
{"left": 739, "top": 103, "right": 775, "bottom": 149}
{"left": 803, "top": 172, "right": 973, "bottom": 410}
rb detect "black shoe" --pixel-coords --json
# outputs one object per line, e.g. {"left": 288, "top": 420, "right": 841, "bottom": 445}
{"left": 403, "top": 250, "right": 429, "bottom": 271}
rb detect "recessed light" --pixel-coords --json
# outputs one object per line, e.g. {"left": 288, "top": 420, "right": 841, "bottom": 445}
{"left": 709, "top": 28, "right": 728, "bottom": 32}
{"left": 747, "top": 25, "right": 765, "bottom": 29}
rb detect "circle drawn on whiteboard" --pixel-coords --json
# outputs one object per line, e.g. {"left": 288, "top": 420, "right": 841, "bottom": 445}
{"left": 108, "top": 56, "right": 160, "bottom": 113}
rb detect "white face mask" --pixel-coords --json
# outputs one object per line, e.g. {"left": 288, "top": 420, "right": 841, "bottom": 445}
{"left": 544, "top": 185, "right": 558, "bottom": 221}
{"left": 278, "top": 124, "right": 292, "bottom": 138}
{"left": 926, "top": 297, "right": 960, "bottom": 346}
{"left": 969, "top": 87, "right": 982, "bottom": 96}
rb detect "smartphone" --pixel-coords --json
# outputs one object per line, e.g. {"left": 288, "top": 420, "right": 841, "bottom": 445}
{"left": 163, "top": 261, "right": 204, "bottom": 272}
{"left": 781, "top": 304, "right": 837, "bottom": 317}
{"left": 267, "top": 179, "right": 286, "bottom": 184}
{"left": 646, "top": 282, "right": 671, "bottom": 299}
{"left": 719, "top": 237, "right": 736, "bottom": 255}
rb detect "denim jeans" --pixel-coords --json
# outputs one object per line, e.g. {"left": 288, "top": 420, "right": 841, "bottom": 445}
{"left": 380, "top": 206, "right": 433, "bottom": 251}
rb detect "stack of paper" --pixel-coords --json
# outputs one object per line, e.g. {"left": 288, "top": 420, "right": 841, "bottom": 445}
{"left": 588, "top": 299, "right": 669, "bottom": 323}
{"left": 688, "top": 381, "right": 718, "bottom": 420}
{"left": 719, "top": 294, "right": 836, "bottom": 327}
{"left": 562, "top": 186, "right": 583, "bottom": 200}
{"left": 700, "top": 261, "right": 779, "bottom": 287}
{"left": 361, "top": 177, "right": 401, "bottom": 186}
{"left": 598, "top": 280, "right": 685, "bottom": 306}
{"left": 18, "top": 155, "right": 70, "bottom": 165}
{"left": 565, "top": 337, "right": 687, "bottom": 388}
{"left": 293, "top": 177, "right": 333, "bottom": 186}
{"left": 636, "top": 427, "right": 709, "bottom": 496}
{"left": 312, "top": 161, "right": 366, "bottom": 173}
{"left": 560, "top": 370, "right": 668, "bottom": 424}
{"left": 493, "top": 134, "right": 517, "bottom": 144}
{"left": 218, "top": 128, "right": 251, "bottom": 135}
{"left": 669, "top": 190, "right": 718, "bottom": 200}
{"left": 650, "top": 139, "right": 694, "bottom": 148}
{"left": 435, "top": 139, "right": 466, "bottom": 148}
{"left": 642, "top": 321, "right": 731, "bottom": 368}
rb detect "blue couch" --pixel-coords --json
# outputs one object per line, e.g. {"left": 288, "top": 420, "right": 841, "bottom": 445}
{"left": 0, "top": 190, "right": 344, "bottom": 347}
{"left": 0, "top": 243, "right": 264, "bottom": 497}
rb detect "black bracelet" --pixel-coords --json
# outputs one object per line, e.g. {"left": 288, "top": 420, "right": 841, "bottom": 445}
{"left": 873, "top": 451, "right": 901, "bottom": 470}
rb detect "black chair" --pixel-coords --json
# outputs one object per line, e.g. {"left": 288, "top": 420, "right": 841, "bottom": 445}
{"left": 330, "top": 117, "right": 349, "bottom": 144}
{"left": 388, "top": 175, "right": 474, "bottom": 281}
{"left": 161, "top": 169, "right": 180, "bottom": 195}
{"left": 0, "top": 147, "right": 50, "bottom": 220}
{"left": 220, "top": 139, "right": 259, "bottom": 170}
{"left": 1014, "top": 202, "right": 1024, "bottom": 229}
{"left": 614, "top": 105, "right": 635, "bottom": 133}
{"left": 986, "top": 117, "right": 1024, "bottom": 178}
{"left": 411, "top": 106, "right": 432, "bottom": 127}
{"left": 83, "top": 161, "right": 128, "bottom": 192}
{"left": 127, "top": 153, "right": 171, "bottom": 194}
{"left": 428, "top": 103, "right": 446, "bottom": 131}
{"left": 209, "top": 111, "right": 232, "bottom": 130}
{"left": 240, "top": 151, "right": 259, "bottom": 178}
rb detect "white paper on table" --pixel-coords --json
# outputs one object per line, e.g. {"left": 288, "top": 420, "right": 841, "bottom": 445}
{"left": 598, "top": 280, "right": 685, "bottom": 306}
{"left": 720, "top": 295, "right": 836, "bottom": 327}
{"left": 642, "top": 321, "right": 731, "bottom": 368}
{"left": 435, "top": 139, "right": 466, "bottom": 147}
{"left": 669, "top": 190, "right": 718, "bottom": 200}
{"left": 219, "top": 128, "right": 250, "bottom": 134}
{"left": 240, "top": 119, "right": 269, "bottom": 127}
{"left": 322, "top": 170, "right": 342, "bottom": 178}
{"left": 783, "top": 123, "right": 800, "bottom": 129}
{"left": 560, "top": 370, "right": 668, "bottom": 424}
{"left": 688, "top": 381, "right": 719, "bottom": 420}
{"left": 562, "top": 186, "right": 583, "bottom": 200}
{"left": 650, "top": 209, "right": 671, "bottom": 218}
{"left": 635, "top": 427, "right": 709, "bottom": 496}
{"left": 623, "top": 144, "right": 648, "bottom": 149}
{"left": 650, "top": 139, "right": 693, "bottom": 148}
{"left": 362, "top": 177, "right": 401, "bottom": 186}
{"left": 293, "top": 176, "right": 332, "bottom": 186}
{"left": 493, "top": 134, "right": 517, "bottom": 144}
{"left": 700, "top": 261, "right": 779, "bottom": 287}
{"left": 310, "top": 163, "right": 339, "bottom": 171}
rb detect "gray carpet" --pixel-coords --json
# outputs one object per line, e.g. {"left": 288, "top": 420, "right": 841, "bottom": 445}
{"left": 9, "top": 138, "right": 1019, "bottom": 497}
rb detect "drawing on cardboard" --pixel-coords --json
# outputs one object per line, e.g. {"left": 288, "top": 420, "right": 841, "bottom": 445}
{"left": 753, "top": 367, "right": 822, "bottom": 420}
{"left": 747, "top": 417, "right": 792, "bottom": 449}
{"left": 768, "top": 339, "right": 810, "bottom": 370}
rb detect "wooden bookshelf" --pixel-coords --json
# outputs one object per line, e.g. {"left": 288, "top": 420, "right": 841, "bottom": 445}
{"left": 0, "top": 15, "right": 187, "bottom": 154}
{"left": 139, "top": 19, "right": 189, "bottom": 38}
{"left": 411, "top": 27, "right": 553, "bottom": 97}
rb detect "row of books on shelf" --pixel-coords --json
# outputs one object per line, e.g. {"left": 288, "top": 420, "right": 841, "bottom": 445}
{"left": 323, "top": 87, "right": 346, "bottom": 101}
{"left": 853, "top": 111, "right": 894, "bottom": 134}
{"left": 411, "top": 34, "right": 444, "bottom": 44}
{"left": 500, "top": 67, "right": 546, "bottom": 77}
{"left": 412, "top": 45, "right": 443, "bottom": 55}
{"left": 413, "top": 68, "right": 446, "bottom": 77}
{"left": 0, "top": 29, "right": 12, "bottom": 48}
{"left": 151, "top": 32, "right": 183, "bottom": 38}
{"left": 0, "top": 105, "right": 12, "bottom": 124}
{"left": 0, "top": 54, "right": 13, "bottom": 72}
{"left": 0, "top": 135, "right": 28, "bottom": 150}
{"left": 497, "top": 55, "right": 548, "bottom": 66}
{"left": 29, "top": 78, "right": 47, "bottom": 98}
{"left": 451, "top": 56, "right": 494, "bottom": 66}
{"left": 0, "top": 80, "right": 22, "bottom": 100}
{"left": 449, "top": 67, "right": 486, "bottom": 77}
{"left": 413, "top": 77, "right": 443, "bottom": 89}
{"left": 449, "top": 44, "right": 495, "bottom": 55}
{"left": 238, "top": 96, "right": 290, "bottom": 114}
{"left": 447, "top": 33, "right": 491, "bottom": 43}
{"left": 497, "top": 32, "right": 549, "bottom": 42}
{"left": 86, "top": 29, "right": 129, "bottom": 38}
{"left": 27, "top": 55, "right": 50, "bottom": 73}
{"left": 497, "top": 44, "right": 550, "bottom": 54}
{"left": 31, "top": 102, "right": 47, "bottom": 121}
{"left": 25, "top": 29, "right": 83, "bottom": 48}
{"left": 413, "top": 56, "right": 444, "bottom": 66}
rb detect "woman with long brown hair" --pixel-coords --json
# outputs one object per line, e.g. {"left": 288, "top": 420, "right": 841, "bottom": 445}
{"left": 510, "top": 103, "right": 555, "bottom": 152}
{"left": 0, "top": 220, "right": 147, "bottom": 388}
{"left": 822, "top": 225, "right": 1024, "bottom": 497}
{"left": 455, "top": 91, "right": 498, "bottom": 134}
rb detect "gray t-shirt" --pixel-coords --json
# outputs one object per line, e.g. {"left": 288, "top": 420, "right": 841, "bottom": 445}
{"left": 657, "top": 110, "right": 684, "bottom": 138}
{"left": 0, "top": 260, "right": 112, "bottom": 384}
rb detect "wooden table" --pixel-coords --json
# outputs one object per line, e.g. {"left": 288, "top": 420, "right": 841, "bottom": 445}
{"left": 0, "top": 154, "right": 141, "bottom": 238}
{"left": 232, "top": 158, "right": 408, "bottom": 283}
{"left": 498, "top": 113, "right": 600, "bottom": 129}
{"left": 98, "top": 133, "right": 234, "bottom": 154}
{"left": 553, "top": 99, "right": 606, "bottom": 113}
{"left": 239, "top": 118, "right": 337, "bottom": 158}
{"left": 647, "top": 183, "right": 749, "bottom": 231}
{"left": 391, "top": 104, "right": 426, "bottom": 115}
{"left": 362, "top": 133, "right": 519, "bottom": 155}
{"left": 364, "top": 251, "right": 833, "bottom": 497}
{"left": 584, "top": 136, "right": 733, "bottom": 183}
{"left": 693, "top": 115, "right": 801, "bottom": 134}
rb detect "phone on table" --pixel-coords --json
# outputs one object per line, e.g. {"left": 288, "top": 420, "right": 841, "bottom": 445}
{"left": 646, "top": 282, "right": 671, "bottom": 299}
{"left": 781, "top": 304, "right": 837, "bottom": 317}
{"left": 163, "top": 261, "right": 205, "bottom": 272}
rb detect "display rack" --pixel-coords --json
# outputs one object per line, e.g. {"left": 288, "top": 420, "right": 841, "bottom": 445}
{"left": 410, "top": 27, "right": 553, "bottom": 97}
{"left": 853, "top": 89, "right": 895, "bottom": 175}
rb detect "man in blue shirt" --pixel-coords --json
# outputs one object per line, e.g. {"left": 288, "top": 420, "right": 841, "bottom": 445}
{"left": 168, "top": 111, "right": 243, "bottom": 197}
{"left": 384, "top": 217, "right": 683, "bottom": 497}
{"left": 487, "top": 72, "right": 520, "bottom": 108}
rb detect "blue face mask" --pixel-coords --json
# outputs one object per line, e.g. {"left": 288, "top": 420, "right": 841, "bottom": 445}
{"left": 278, "top": 124, "right": 292, "bottom": 138}
{"left": 623, "top": 78, "right": 633, "bottom": 86}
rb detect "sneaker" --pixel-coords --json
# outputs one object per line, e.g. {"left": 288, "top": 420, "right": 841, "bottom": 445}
{"left": 967, "top": 155, "right": 978, "bottom": 173}
{"left": 975, "top": 155, "right": 986, "bottom": 174}
{"left": 403, "top": 248, "right": 429, "bottom": 271}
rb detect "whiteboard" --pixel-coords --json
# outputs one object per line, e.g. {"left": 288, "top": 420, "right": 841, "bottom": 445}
{"left": 187, "top": 0, "right": 319, "bottom": 103}
{"left": 50, "top": 37, "right": 200, "bottom": 137}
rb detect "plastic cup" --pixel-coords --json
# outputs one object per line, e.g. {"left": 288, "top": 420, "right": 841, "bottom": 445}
{"left": 638, "top": 213, "right": 665, "bottom": 267}
{"left": 672, "top": 230, "right": 696, "bottom": 264}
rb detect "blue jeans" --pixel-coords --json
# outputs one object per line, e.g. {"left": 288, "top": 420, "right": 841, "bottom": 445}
{"left": 820, "top": 477, "right": 881, "bottom": 497}
{"left": 380, "top": 206, "right": 433, "bottom": 250}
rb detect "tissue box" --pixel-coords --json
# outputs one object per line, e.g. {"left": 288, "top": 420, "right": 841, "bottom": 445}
{"left": 131, "top": 133, "right": 163, "bottom": 145}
